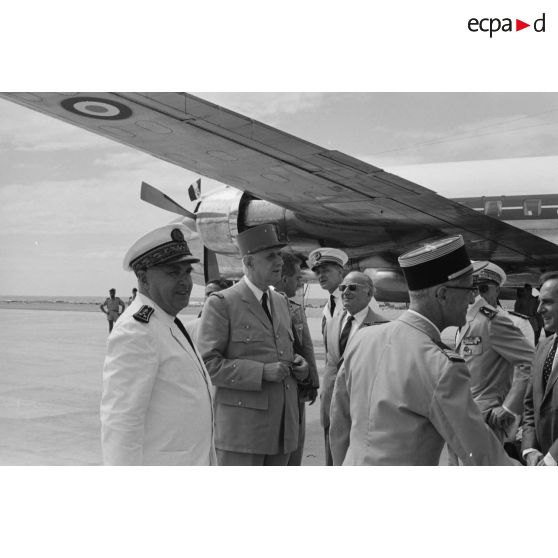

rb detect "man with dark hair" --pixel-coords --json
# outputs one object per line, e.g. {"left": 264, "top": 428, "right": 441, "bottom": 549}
{"left": 522, "top": 270, "right": 558, "bottom": 466}
{"left": 335, "top": 236, "right": 514, "bottom": 465}
{"left": 100, "top": 223, "right": 216, "bottom": 465}
{"left": 272, "top": 251, "right": 319, "bottom": 465}
{"left": 100, "top": 289, "right": 126, "bottom": 333}
{"left": 199, "top": 224, "right": 309, "bottom": 465}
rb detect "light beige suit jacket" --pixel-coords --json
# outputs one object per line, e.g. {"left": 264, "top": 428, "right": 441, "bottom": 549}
{"left": 335, "top": 311, "right": 515, "bottom": 465}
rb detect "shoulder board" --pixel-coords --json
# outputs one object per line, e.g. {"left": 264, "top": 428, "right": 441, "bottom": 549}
{"left": 479, "top": 306, "right": 497, "bottom": 319}
{"left": 289, "top": 299, "right": 301, "bottom": 307}
{"left": 432, "top": 338, "right": 465, "bottom": 362}
{"left": 133, "top": 305, "right": 154, "bottom": 323}
{"left": 508, "top": 310, "right": 529, "bottom": 319}
{"left": 208, "top": 292, "right": 224, "bottom": 299}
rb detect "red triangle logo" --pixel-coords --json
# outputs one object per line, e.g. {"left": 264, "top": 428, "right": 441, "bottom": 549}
{"left": 516, "top": 19, "right": 530, "bottom": 31}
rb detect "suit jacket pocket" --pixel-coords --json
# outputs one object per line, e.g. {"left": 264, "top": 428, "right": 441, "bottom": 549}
{"left": 216, "top": 387, "right": 269, "bottom": 410}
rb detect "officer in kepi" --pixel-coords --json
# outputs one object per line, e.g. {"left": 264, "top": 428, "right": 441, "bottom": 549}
{"left": 198, "top": 224, "right": 310, "bottom": 466}
{"left": 336, "top": 235, "right": 516, "bottom": 465}
{"left": 100, "top": 223, "right": 216, "bottom": 465}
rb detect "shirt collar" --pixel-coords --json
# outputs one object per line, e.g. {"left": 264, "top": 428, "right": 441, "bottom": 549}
{"left": 407, "top": 309, "right": 441, "bottom": 337}
{"left": 244, "top": 275, "right": 266, "bottom": 302}
{"left": 346, "top": 305, "right": 369, "bottom": 325}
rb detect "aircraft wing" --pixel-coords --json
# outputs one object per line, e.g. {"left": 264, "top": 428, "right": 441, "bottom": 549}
{"left": 3, "top": 92, "right": 557, "bottom": 274}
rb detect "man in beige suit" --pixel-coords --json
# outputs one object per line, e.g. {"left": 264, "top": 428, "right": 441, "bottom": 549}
{"left": 335, "top": 236, "right": 515, "bottom": 465}
{"left": 198, "top": 224, "right": 309, "bottom": 465}
{"left": 322, "top": 271, "right": 386, "bottom": 465}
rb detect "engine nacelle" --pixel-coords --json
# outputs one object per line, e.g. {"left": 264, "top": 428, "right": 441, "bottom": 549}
{"left": 363, "top": 269, "right": 409, "bottom": 303}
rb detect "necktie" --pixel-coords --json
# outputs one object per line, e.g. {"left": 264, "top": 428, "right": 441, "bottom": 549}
{"left": 174, "top": 317, "right": 196, "bottom": 352}
{"left": 338, "top": 315, "right": 354, "bottom": 357}
{"left": 329, "top": 294, "right": 336, "bottom": 317}
{"left": 261, "top": 291, "right": 273, "bottom": 324}
{"left": 543, "top": 337, "right": 558, "bottom": 390}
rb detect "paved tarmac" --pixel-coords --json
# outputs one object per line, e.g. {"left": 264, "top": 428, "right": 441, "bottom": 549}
{"left": 0, "top": 306, "right": 326, "bottom": 465}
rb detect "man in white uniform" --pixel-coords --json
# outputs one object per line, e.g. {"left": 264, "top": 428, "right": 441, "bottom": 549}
{"left": 100, "top": 223, "right": 216, "bottom": 465}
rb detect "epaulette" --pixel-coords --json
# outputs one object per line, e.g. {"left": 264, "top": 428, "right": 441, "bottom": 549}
{"left": 208, "top": 292, "right": 224, "bottom": 299}
{"left": 508, "top": 310, "right": 529, "bottom": 319}
{"left": 363, "top": 320, "right": 389, "bottom": 327}
{"left": 133, "top": 305, "right": 154, "bottom": 323}
{"left": 432, "top": 338, "right": 465, "bottom": 362}
{"left": 479, "top": 306, "right": 497, "bottom": 320}
{"left": 289, "top": 298, "right": 301, "bottom": 307}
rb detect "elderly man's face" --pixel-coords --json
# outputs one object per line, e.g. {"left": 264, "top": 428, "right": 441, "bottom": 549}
{"left": 477, "top": 282, "right": 499, "bottom": 307}
{"left": 248, "top": 248, "right": 284, "bottom": 289}
{"left": 440, "top": 276, "right": 477, "bottom": 327}
{"left": 143, "top": 261, "right": 193, "bottom": 316}
{"left": 538, "top": 279, "right": 558, "bottom": 333}
{"left": 315, "top": 263, "right": 344, "bottom": 294}
{"left": 340, "top": 272, "right": 372, "bottom": 316}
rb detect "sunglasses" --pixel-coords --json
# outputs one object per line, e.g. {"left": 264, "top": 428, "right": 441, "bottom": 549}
{"left": 339, "top": 283, "right": 366, "bottom": 292}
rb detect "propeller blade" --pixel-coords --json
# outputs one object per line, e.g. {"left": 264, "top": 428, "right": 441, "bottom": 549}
{"left": 140, "top": 181, "right": 196, "bottom": 219}
{"left": 204, "top": 246, "right": 220, "bottom": 283}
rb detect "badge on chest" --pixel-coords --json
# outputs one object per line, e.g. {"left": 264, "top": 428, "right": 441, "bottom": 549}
{"left": 461, "top": 336, "right": 482, "bottom": 356}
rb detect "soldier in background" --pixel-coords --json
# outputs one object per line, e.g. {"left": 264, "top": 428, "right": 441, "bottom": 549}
{"left": 99, "top": 288, "right": 126, "bottom": 333}
{"left": 272, "top": 251, "right": 319, "bottom": 465}
{"left": 127, "top": 288, "right": 138, "bottom": 306}
{"left": 515, "top": 283, "right": 544, "bottom": 344}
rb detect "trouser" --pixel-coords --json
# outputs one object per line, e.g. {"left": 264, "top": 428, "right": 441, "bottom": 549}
{"left": 324, "top": 426, "right": 333, "bottom": 466}
{"left": 287, "top": 402, "right": 306, "bottom": 466}
{"left": 216, "top": 449, "right": 291, "bottom": 466}
{"left": 108, "top": 320, "right": 115, "bottom": 333}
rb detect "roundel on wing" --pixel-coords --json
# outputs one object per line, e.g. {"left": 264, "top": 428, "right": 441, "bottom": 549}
{"left": 60, "top": 96, "right": 132, "bottom": 120}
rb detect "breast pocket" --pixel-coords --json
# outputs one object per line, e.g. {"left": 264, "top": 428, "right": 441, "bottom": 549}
{"left": 216, "top": 388, "right": 269, "bottom": 410}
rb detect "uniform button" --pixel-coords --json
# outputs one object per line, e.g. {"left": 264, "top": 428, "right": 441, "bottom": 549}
{"left": 238, "top": 401, "right": 242, "bottom": 406}
{"left": 245, "top": 325, "right": 250, "bottom": 329}
{"left": 279, "top": 350, "right": 284, "bottom": 355}
{"left": 231, "top": 379, "right": 235, "bottom": 384}
{"left": 286, "top": 384, "right": 290, "bottom": 390}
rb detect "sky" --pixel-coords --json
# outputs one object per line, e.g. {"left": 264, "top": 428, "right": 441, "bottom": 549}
{"left": 2, "top": 92, "right": 558, "bottom": 297}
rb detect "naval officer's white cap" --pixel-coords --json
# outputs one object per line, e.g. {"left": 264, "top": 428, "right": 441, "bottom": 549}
{"left": 308, "top": 248, "right": 348, "bottom": 271}
{"left": 474, "top": 261, "right": 507, "bottom": 286}
{"left": 398, "top": 235, "right": 486, "bottom": 290}
{"left": 123, "top": 223, "right": 200, "bottom": 272}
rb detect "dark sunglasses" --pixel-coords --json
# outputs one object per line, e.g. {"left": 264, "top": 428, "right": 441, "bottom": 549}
{"left": 339, "top": 283, "right": 365, "bottom": 292}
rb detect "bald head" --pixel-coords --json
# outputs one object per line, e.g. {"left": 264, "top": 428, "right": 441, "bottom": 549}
{"left": 340, "top": 271, "right": 374, "bottom": 315}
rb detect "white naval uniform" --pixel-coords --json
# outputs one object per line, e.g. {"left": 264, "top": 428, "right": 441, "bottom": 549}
{"left": 101, "top": 293, "right": 217, "bottom": 465}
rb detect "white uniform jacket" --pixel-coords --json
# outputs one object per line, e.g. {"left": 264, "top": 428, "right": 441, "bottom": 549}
{"left": 339, "top": 311, "right": 514, "bottom": 465}
{"left": 100, "top": 293, "right": 216, "bottom": 465}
